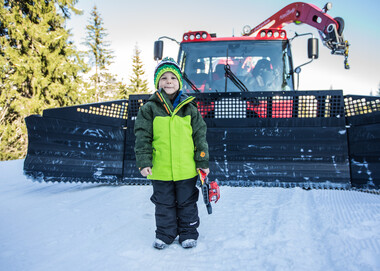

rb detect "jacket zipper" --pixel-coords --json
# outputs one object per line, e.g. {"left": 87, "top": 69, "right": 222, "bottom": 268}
{"left": 158, "top": 92, "right": 195, "bottom": 180}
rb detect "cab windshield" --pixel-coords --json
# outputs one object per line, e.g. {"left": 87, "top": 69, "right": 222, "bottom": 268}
{"left": 178, "top": 40, "right": 293, "bottom": 93}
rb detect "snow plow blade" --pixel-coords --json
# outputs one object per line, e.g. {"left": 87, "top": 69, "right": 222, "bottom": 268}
{"left": 24, "top": 91, "right": 380, "bottom": 190}
{"left": 24, "top": 100, "right": 130, "bottom": 184}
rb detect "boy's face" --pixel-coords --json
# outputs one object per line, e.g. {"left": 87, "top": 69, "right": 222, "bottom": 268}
{"left": 158, "top": 72, "right": 179, "bottom": 95}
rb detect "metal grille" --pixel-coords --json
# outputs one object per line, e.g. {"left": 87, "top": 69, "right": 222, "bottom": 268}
{"left": 344, "top": 95, "right": 380, "bottom": 117}
{"left": 77, "top": 101, "right": 128, "bottom": 119}
{"left": 193, "top": 91, "right": 345, "bottom": 119}
{"left": 126, "top": 91, "right": 345, "bottom": 120}
{"left": 43, "top": 100, "right": 128, "bottom": 127}
{"left": 214, "top": 98, "right": 246, "bottom": 118}
{"left": 127, "top": 95, "right": 150, "bottom": 121}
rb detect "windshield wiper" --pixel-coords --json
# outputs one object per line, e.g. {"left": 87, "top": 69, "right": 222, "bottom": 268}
{"left": 224, "top": 64, "right": 249, "bottom": 92}
{"left": 182, "top": 72, "right": 200, "bottom": 93}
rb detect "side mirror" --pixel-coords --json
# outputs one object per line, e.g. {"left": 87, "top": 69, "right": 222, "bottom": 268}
{"left": 154, "top": 40, "right": 163, "bottom": 61}
{"left": 308, "top": 38, "right": 319, "bottom": 59}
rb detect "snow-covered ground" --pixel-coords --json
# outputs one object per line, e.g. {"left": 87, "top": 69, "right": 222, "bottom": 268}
{"left": 1, "top": 160, "right": 380, "bottom": 271}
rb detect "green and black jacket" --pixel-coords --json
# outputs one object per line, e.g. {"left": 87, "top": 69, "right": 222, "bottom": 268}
{"left": 134, "top": 89, "right": 209, "bottom": 181}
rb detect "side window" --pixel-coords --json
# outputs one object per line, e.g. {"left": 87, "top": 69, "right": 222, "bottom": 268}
{"left": 186, "top": 58, "right": 211, "bottom": 91}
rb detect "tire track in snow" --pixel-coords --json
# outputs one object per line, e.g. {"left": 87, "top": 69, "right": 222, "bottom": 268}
{"left": 29, "top": 185, "right": 155, "bottom": 271}
{"left": 312, "top": 190, "right": 380, "bottom": 270}
{"left": 257, "top": 188, "right": 333, "bottom": 271}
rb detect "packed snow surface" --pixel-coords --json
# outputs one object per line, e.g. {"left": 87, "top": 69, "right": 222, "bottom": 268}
{"left": 1, "top": 160, "right": 380, "bottom": 271}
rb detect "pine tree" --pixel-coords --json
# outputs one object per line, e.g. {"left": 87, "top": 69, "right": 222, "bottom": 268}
{"left": 124, "top": 45, "right": 150, "bottom": 97}
{"left": 0, "top": 0, "right": 86, "bottom": 160}
{"left": 84, "top": 5, "right": 118, "bottom": 102}
{"left": 115, "top": 81, "right": 128, "bottom": 100}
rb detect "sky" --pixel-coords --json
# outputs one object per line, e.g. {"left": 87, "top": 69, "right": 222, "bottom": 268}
{"left": 66, "top": 0, "right": 380, "bottom": 96}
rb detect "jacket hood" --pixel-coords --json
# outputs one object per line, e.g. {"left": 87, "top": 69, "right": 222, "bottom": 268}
{"left": 149, "top": 89, "right": 197, "bottom": 108}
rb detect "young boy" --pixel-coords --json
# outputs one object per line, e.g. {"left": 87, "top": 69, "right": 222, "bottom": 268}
{"left": 134, "top": 57, "right": 209, "bottom": 249}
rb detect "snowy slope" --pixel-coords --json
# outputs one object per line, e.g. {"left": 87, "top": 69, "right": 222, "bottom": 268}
{"left": 1, "top": 160, "right": 380, "bottom": 271}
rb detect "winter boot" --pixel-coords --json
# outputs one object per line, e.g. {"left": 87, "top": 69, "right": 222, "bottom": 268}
{"left": 181, "top": 239, "right": 197, "bottom": 249}
{"left": 153, "top": 238, "right": 168, "bottom": 250}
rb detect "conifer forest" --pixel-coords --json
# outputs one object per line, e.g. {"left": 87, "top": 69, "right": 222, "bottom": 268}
{"left": 0, "top": 1, "right": 150, "bottom": 160}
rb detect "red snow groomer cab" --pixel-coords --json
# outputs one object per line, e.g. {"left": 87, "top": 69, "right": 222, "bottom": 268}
{"left": 179, "top": 29, "right": 294, "bottom": 118}
{"left": 180, "top": 28, "right": 291, "bottom": 95}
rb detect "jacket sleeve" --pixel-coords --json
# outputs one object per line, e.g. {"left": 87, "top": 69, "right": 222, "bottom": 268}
{"left": 191, "top": 106, "right": 209, "bottom": 169}
{"left": 134, "top": 104, "right": 154, "bottom": 169}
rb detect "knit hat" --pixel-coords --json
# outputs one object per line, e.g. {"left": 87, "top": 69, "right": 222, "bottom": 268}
{"left": 154, "top": 57, "right": 183, "bottom": 90}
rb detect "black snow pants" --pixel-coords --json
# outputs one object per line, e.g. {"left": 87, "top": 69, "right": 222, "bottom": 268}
{"left": 150, "top": 176, "right": 200, "bottom": 244}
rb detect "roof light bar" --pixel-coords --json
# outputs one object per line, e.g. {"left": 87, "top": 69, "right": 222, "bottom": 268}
{"left": 183, "top": 31, "right": 211, "bottom": 42}
{"left": 257, "top": 29, "right": 287, "bottom": 40}
{"left": 182, "top": 29, "right": 286, "bottom": 42}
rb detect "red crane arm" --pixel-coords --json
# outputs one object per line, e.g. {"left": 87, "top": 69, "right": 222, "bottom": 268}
{"left": 245, "top": 2, "right": 338, "bottom": 36}
{"left": 244, "top": 2, "right": 349, "bottom": 69}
